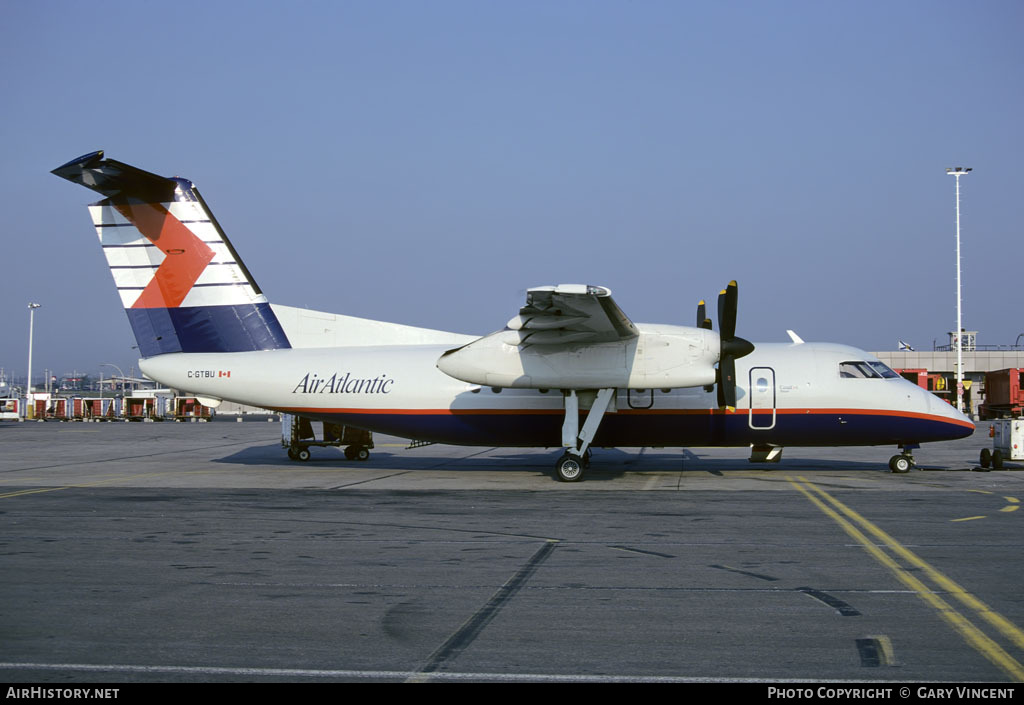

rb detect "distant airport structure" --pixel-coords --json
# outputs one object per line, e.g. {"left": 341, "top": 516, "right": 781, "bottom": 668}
{"left": 875, "top": 331, "right": 1024, "bottom": 419}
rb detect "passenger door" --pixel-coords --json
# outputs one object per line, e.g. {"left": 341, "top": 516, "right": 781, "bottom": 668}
{"left": 748, "top": 367, "right": 776, "bottom": 430}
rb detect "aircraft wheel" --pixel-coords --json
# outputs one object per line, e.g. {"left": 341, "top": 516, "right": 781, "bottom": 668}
{"left": 980, "top": 448, "right": 991, "bottom": 469}
{"left": 889, "top": 455, "right": 912, "bottom": 473}
{"left": 992, "top": 449, "right": 1004, "bottom": 470}
{"left": 555, "top": 453, "right": 584, "bottom": 482}
{"left": 297, "top": 448, "right": 311, "bottom": 462}
{"left": 287, "top": 447, "right": 299, "bottom": 460}
{"left": 582, "top": 448, "right": 592, "bottom": 469}
{"left": 355, "top": 446, "right": 370, "bottom": 462}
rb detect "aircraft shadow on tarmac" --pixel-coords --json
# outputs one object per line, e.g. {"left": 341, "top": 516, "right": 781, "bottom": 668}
{"left": 212, "top": 443, "right": 919, "bottom": 481}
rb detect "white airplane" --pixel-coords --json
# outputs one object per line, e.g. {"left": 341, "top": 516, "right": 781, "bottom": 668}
{"left": 52, "top": 151, "right": 974, "bottom": 481}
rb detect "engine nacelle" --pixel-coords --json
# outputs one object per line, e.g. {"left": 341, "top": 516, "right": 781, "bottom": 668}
{"left": 437, "top": 324, "right": 720, "bottom": 390}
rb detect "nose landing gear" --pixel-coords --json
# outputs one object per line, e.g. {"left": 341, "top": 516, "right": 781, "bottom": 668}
{"left": 889, "top": 444, "right": 918, "bottom": 473}
{"left": 888, "top": 454, "right": 914, "bottom": 473}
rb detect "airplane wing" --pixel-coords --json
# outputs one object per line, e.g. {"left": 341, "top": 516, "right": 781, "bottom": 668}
{"left": 506, "top": 285, "right": 638, "bottom": 346}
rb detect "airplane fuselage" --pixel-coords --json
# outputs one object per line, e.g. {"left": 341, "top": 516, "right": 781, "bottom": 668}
{"left": 51, "top": 150, "right": 974, "bottom": 479}
{"left": 140, "top": 339, "right": 973, "bottom": 449}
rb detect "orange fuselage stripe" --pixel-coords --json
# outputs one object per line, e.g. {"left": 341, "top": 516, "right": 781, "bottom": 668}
{"left": 279, "top": 405, "right": 972, "bottom": 428}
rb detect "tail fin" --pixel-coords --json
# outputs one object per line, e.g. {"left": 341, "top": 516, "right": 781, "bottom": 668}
{"left": 52, "top": 151, "right": 291, "bottom": 357}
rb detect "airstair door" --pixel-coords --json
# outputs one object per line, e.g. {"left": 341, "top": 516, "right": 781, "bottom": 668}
{"left": 748, "top": 367, "right": 776, "bottom": 430}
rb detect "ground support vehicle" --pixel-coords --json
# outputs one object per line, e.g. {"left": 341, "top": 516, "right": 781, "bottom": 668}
{"left": 281, "top": 413, "right": 374, "bottom": 461}
{"left": 980, "top": 419, "right": 1024, "bottom": 469}
{"left": 979, "top": 369, "right": 1024, "bottom": 420}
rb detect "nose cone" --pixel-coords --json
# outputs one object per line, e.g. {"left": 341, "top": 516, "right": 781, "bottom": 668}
{"left": 926, "top": 391, "right": 975, "bottom": 439}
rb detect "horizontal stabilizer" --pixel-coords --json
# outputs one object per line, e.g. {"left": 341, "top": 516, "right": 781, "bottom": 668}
{"left": 52, "top": 151, "right": 180, "bottom": 202}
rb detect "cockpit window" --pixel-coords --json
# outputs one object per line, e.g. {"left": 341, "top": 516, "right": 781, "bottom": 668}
{"left": 867, "top": 361, "right": 899, "bottom": 378}
{"left": 840, "top": 361, "right": 880, "bottom": 378}
{"left": 839, "top": 361, "right": 898, "bottom": 379}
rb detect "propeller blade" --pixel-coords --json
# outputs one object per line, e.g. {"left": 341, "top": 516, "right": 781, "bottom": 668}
{"left": 717, "top": 280, "right": 738, "bottom": 341}
{"left": 696, "top": 300, "right": 712, "bottom": 330}
{"left": 717, "top": 356, "right": 737, "bottom": 409}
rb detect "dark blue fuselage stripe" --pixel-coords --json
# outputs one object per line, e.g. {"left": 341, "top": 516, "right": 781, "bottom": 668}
{"left": 279, "top": 409, "right": 973, "bottom": 448}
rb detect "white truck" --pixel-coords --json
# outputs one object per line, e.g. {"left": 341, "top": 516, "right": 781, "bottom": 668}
{"left": 980, "top": 419, "right": 1024, "bottom": 469}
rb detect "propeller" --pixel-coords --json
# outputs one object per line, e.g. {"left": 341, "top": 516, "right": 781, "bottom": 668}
{"left": 696, "top": 281, "right": 755, "bottom": 409}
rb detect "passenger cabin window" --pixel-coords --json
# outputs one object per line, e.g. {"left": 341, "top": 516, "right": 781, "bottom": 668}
{"left": 839, "top": 361, "right": 899, "bottom": 379}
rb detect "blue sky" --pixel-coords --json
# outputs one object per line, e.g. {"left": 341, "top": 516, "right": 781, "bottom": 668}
{"left": 2, "top": 0, "right": 1021, "bottom": 382}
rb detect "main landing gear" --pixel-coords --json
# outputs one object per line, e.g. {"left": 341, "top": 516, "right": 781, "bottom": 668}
{"left": 555, "top": 448, "right": 592, "bottom": 482}
{"left": 554, "top": 389, "right": 613, "bottom": 482}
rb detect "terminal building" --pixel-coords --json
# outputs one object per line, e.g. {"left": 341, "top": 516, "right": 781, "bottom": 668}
{"left": 875, "top": 331, "right": 1024, "bottom": 420}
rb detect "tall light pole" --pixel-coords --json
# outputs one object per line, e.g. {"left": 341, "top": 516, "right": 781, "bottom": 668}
{"left": 100, "top": 363, "right": 126, "bottom": 393}
{"left": 26, "top": 303, "right": 41, "bottom": 419}
{"left": 946, "top": 167, "right": 971, "bottom": 413}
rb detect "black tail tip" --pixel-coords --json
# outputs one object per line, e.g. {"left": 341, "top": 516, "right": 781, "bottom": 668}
{"left": 52, "top": 150, "right": 105, "bottom": 177}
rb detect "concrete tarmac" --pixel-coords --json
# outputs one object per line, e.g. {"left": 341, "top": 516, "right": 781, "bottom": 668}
{"left": 0, "top": 419, "right": 1022, "bottom": 683}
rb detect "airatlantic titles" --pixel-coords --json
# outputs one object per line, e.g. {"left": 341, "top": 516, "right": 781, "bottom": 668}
{"left": 291, "top": 372, "right": 394, "bottom": 395}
